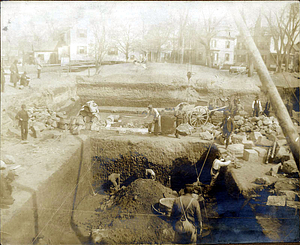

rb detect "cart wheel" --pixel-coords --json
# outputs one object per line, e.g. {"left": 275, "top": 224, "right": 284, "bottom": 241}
{"left": 189, "top": 107, "right": 209, "bottom": 127}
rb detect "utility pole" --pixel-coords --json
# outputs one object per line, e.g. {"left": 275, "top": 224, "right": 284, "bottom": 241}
{"left": 232, "top": 8, "right": 300, "bottom": 170}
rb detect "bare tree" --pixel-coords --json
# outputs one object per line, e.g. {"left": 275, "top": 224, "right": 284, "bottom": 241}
{"left": 264, "top": 3, "right": 300, "bottom": 73}
{"left": 87, "top": 2, "right": 113, "bottom": 74}
{"left": 197, "top": 13, "right": 223, "bottom": 68}
{"left": 111, "top": 22, "right": 138, "bottom": 62}
{"left": 89, "top": 22, "right": 109, "bottom": 75}
{"left": 143, "top": 21, "right": 174, "bottom": 62}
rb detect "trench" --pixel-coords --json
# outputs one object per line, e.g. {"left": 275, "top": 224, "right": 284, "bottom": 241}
{"left": 2, "top": 133, "right": 299, "bottom": 244}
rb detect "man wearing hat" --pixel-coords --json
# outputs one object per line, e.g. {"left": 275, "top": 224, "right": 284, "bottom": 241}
{"left": 145, "top": 104, "right": 161, "bottom": 135}
{"left": 252, "top": 95, "right": 262, "bottom": 117}
{"left": 15, "top": 104, "right": 29, "bottom": 141}
{"left": 221, "top": 111, "right": 234, "bottom": 149}
{"left": 10, "top": 59, "right": 19, "bottom": 88}
{"left": 171, "top": 184, "right": 202, "bottom": 244}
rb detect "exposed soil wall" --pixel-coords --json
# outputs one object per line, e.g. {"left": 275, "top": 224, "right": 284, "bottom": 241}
{"left": 90, "top": 135, "right": 213, "bottom": 190}
{"left": 1, "top": 136, "right": 91, "bottom": 244}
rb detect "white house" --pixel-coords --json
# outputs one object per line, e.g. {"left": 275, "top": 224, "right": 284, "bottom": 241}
{"left": 210, "top": 35, "right": 235, "bottom": 68}
{"left": 57, "top": 20, "right": 94, "bottom": 64}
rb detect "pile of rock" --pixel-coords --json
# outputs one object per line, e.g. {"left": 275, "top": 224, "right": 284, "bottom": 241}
{"left": 27, "top": 107, "right": 63, "bottom": 136}
{"left": 233, "top": 115, "right": 282, "bottom": 135}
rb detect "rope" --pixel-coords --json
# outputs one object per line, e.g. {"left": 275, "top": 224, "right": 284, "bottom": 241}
{"left": 197, "top": 142, "right": 213, "bottom": 181}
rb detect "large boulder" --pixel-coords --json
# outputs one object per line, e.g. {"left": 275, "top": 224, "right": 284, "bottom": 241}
{"left": 1, "top": 155, "right": 16, "bottom": 165}
{"left": 266, "top": 196, "right": 286, "bottom": 206}
{"left": 281, "top": 160, "right": 298, "bottom": 174}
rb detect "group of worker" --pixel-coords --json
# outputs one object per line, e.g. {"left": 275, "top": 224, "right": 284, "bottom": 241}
{"left": 1, "top": 59, "right": 43, "bottom": 93}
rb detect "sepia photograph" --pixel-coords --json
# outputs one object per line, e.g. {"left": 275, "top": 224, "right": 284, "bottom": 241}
{"left": 1, "top": 1, "right": 299, "bottom": 244}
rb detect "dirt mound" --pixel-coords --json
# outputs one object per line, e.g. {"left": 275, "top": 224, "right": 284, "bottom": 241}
{"left": 88, "top": 179, "right": 176, "bottom": 244}
{"left": 114, "top": 178, "right": 175, "bottom": 214}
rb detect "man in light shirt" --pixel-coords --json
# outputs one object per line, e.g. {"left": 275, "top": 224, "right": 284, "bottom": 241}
{"left": 145, "top": 104, "right": 161, "bottom": 135}
{"left": 252, "top": 95, "right": 262, "bottom": 117}
{"left": 209, "top": 153, "right": 231, "bottom": 188}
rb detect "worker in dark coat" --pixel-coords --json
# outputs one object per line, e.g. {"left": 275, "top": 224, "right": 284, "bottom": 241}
{"left": 171, "top": 184, "right": 202, "bottom": 244}
{"left": 15, "top": 104, "right": 29, "bottom": 141}
{"left": 263, "top": 100, "right": 271, "bottom": 117}
{"left": 221, "top": 111, "right": 234, "bottom": 149}
{"left": 10, "top": 60, "right": 19, "bottom": 88}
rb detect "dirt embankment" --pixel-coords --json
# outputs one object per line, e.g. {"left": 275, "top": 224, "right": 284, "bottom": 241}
{"left": 76, "top": 63, "right": 261, "bottom": 108}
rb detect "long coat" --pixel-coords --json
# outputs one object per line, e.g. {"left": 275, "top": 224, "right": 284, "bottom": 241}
{"left": 10, "top": 63, "right": 19, "bottom": 84}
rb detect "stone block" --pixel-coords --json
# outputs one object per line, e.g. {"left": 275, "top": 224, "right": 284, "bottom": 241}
{"left": 232, "top": 134, "right": 246, "bottom": 144}
{"left": 243, "top": 149, "right": 258, "bottom": 161}
{"left": 227, "top": 144, "right": 244, "bottom": 156}
{"left": 278, "top": 190, "right": 297, "bottom": 201}
{"left": 266, "top": 196, "right": 286, "bottom": 206}
{"left": 253, "top": 147, "right": 267, "bottom": 158}
{"left": 234, "top": 115, "right": 243, "bottom": 121}
{"left": 256, "top": 136, "right": 273, "bottom": 146}
{"left": 257, "top": 120, "right": 263, "bottom": 127}
{"left": 263, "top": 118, "right": 272, "bottom": 125}
{"left": 242, "top": 140, "right": 255, "bottom": 149}
{"left": 250, "top": 132, "right": 262, "bottom": 142}
{"left": 236, "top": 120, "right": 244, "bottom": 126}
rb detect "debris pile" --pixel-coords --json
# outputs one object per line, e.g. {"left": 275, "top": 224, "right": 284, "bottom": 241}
{"left": 27, "top": 107, "right": 62, "bottom": 133}
{"left": 113, "top": 179, "right": 175, "bottom": 214}
{"left": 91, "top": 179, "right": 176, "bottom": 244}
{"left": 233, "top": 115, "right": 282, "bottom": 135}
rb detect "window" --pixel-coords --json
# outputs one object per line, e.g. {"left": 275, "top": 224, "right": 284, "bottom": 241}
{"left": 77, "top": 29, "right": 87, "bottom": 38}
{"left": 108, "top": 47, "right": 118, "bottom": 55}
{"left": 211, "top": 52, "right": 218, "bottom": 61}
{"left": 211, "top": 40, "right": 217, "bottom": 48}
{"left": 225, "top": 53, "right": 230, "bottom": 62}
{"left": 38, "top": 54, "right": 44, "bottom": 61}
{"left": 226, "top": 41, "right": 230, "bottom": 49}
{"left": 77, "top": 46, "right": 87, "bottom": 54}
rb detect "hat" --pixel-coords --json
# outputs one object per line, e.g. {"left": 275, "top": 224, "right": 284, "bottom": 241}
{"left": 148, "top": 104, "right": 153, "bottom": 109}
{"left": 0, "top": 160, "right": 7, "bottom": 170}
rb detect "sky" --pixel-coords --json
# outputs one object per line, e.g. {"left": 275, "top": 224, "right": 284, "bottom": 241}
{"left": 1, "top": 1, "right": 296, "bottom": 40}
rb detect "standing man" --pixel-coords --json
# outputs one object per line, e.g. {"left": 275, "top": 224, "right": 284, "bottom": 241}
{"left": 145, "top": 104, "right": 161, "bottom": 135}
{"left": 171, "top": 184, "right": 202, "bottom": 244}
{"left": 37, "top": 58, "right": 42, "bottom": 79}
{"left": 252, "top": 95, "right": 262, "bottom": 117}
{"left": 10, "top": 60, "right": 19, "bottom": 88}
{"left": 263, "top": 100, "right": 271, "bottom": 117}
{"left": 15, "top": 104, "right": 29, "bottom": 141}
{"left": 221, "top": 111, "right": 234, "bottom": 149}
{"left": 209, "top": 153, "right": 231, "bottom": 190}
